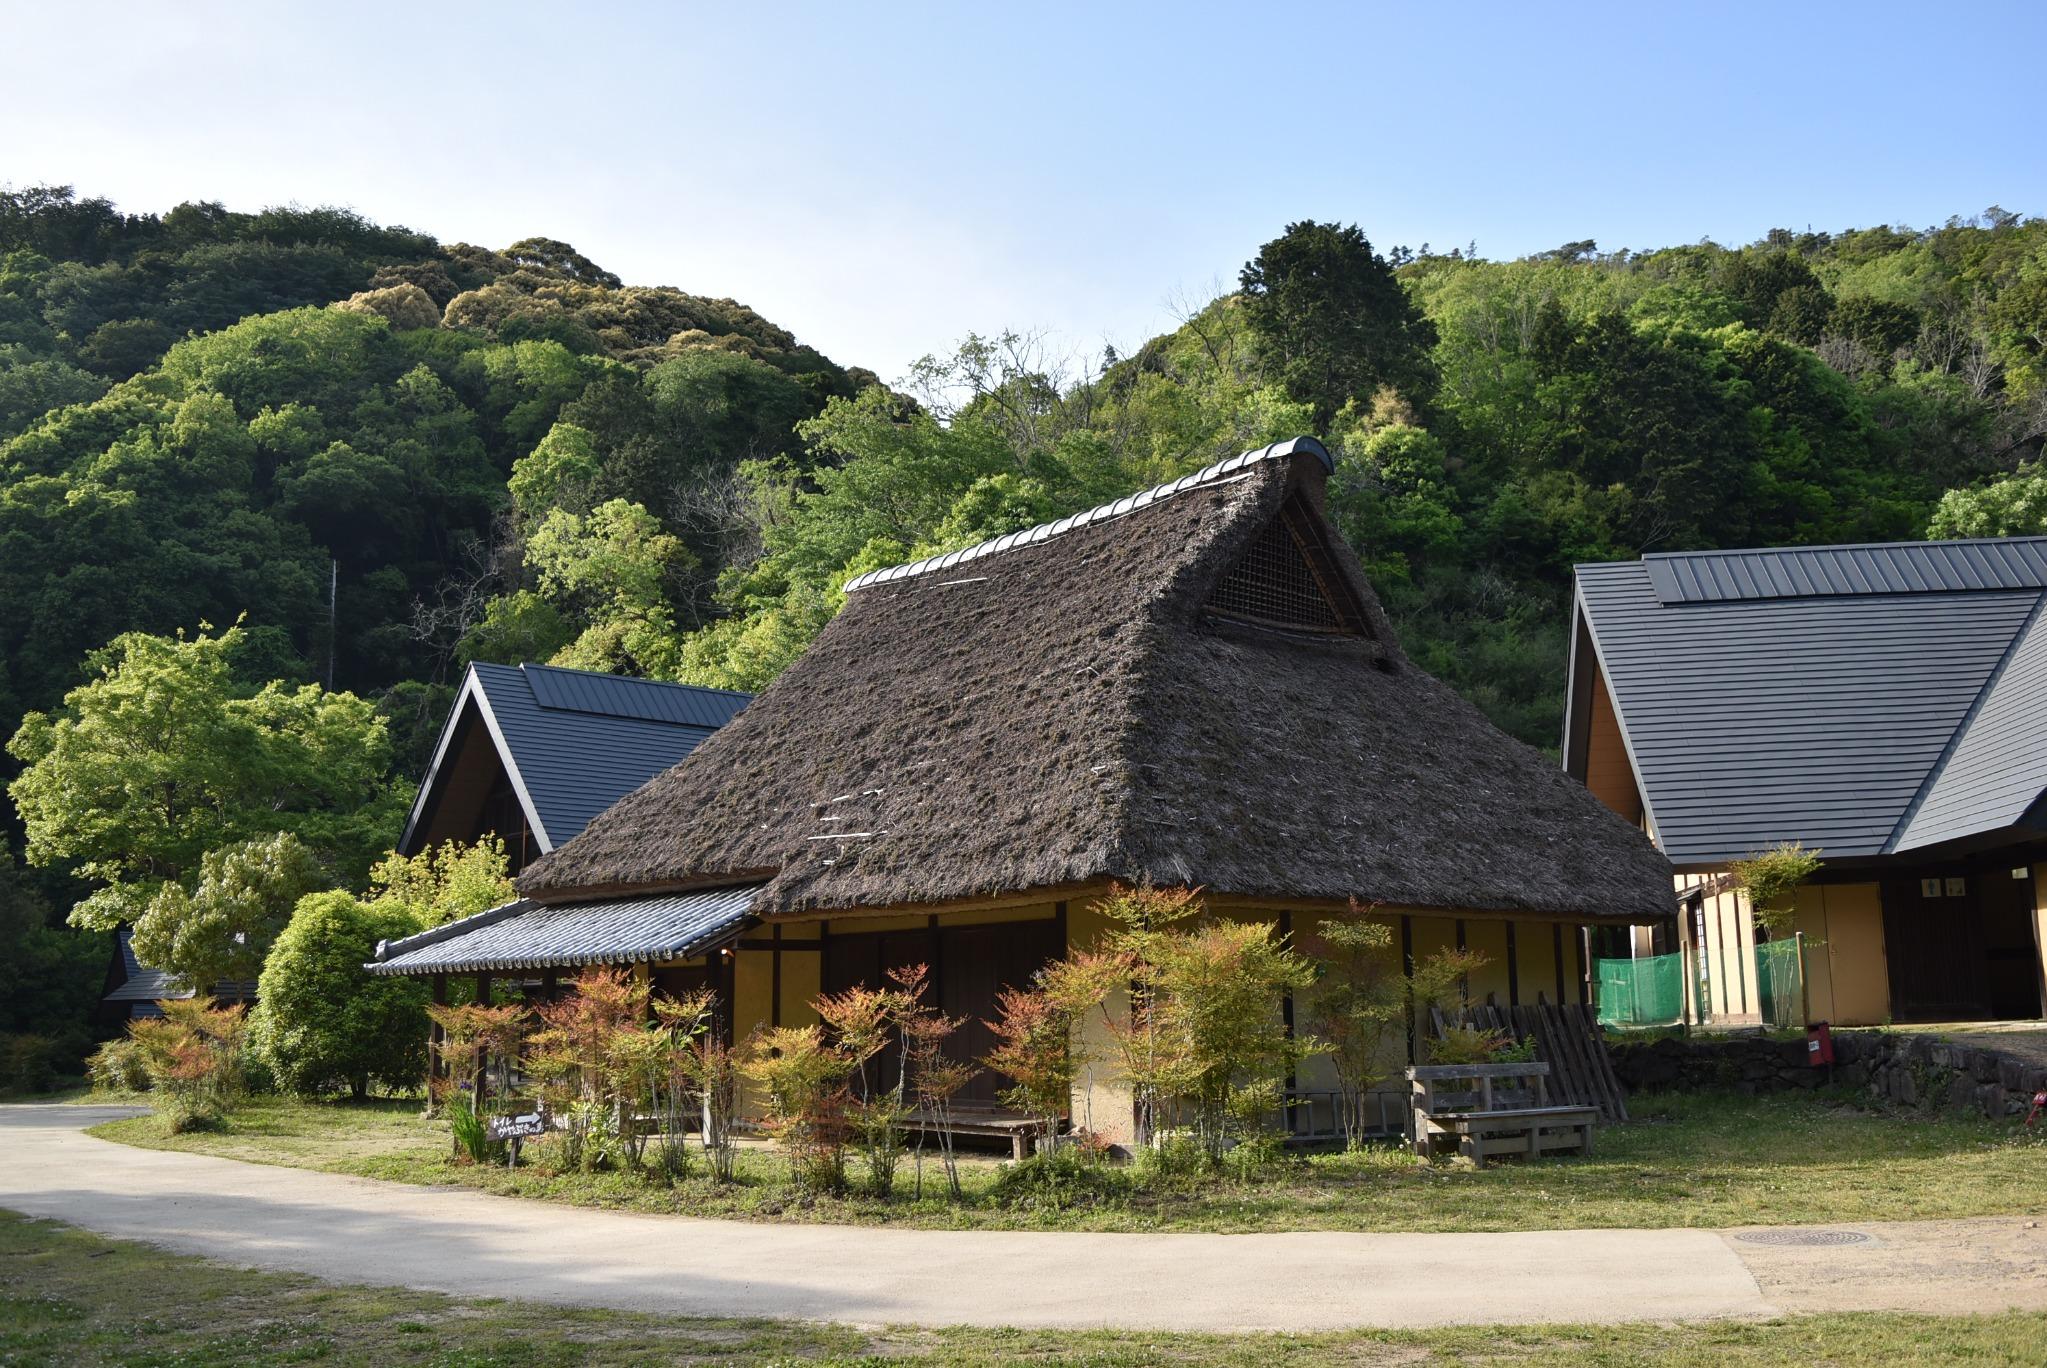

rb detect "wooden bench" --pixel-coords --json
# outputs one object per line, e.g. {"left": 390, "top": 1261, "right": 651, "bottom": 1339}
{"left": 909, "top": 1103, "right": 1044, "bottom": 1160}
{"left": 1408, "top": 1062, "right": 1598, "bottom": 1167}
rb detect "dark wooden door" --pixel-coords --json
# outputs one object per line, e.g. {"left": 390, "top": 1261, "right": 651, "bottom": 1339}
{"left": 941, "top": 920, "right": 1065, "bottom": 1104}
{"left": 822, "top": 918, "right": 1064, "bottom": 1106}
{"left": 1882, "top": 875, "right": 1992, "bottom": 1021}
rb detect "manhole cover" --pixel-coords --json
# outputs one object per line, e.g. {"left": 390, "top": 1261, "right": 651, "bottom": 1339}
{"left": 1733, "top": 1229, "right": 1875, "bottom": 1247}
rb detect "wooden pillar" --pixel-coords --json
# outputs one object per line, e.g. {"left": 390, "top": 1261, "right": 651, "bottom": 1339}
{"left": 1552, "top": 923, "right": 1567, "bottom": 1005}
{"left": 1279, "top": 910, "right": 1297, "bottom": 1131}
{"left": 770, "top": 924, "right": 783, "bottom": 1028}
{"left": 427, "top": 974, "right": 447, "bottom": 1109}
{"left": 716, "top": 948, "right": 736, "bottom": 1044}
{"left": 1505, "top": 922, "right": 1521, "bottom": 1007}
{"left": 474, "top": 972, "right": 492, "bottom": 1109}
{"left": 1401, "top": 914, "right": 1416, "bottom": 1062}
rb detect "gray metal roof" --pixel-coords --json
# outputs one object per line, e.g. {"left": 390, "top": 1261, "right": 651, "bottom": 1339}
{"left": 398, "top": 663, "right": 750, "bottom": 853}
{"left": 102, "top": 928, "right": 189, "bottom": 1002}
{"left": 1895, "top": 596, "right": 2047, "bottom": 851}
{"left": 366, "top": 885, "right": 764, "bottom": 976}
{"left": 1645, "top": 537, "right": 2047, "bottom": 605}
{"left": 842, "top": 436, "right": 1333, "bottom": 593}
{"left": 1574, "top": 541, "right": 2047, "bottom": 866}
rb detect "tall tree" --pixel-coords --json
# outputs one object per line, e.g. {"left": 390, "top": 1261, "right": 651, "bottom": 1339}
{"left": 1239, "top": 221, "right": 1439, "bottom": 426}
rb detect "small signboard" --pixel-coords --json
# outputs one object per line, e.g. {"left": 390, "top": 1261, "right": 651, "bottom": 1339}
{"left": 485, "top": 1111, "right": 546, "bottom": 1142}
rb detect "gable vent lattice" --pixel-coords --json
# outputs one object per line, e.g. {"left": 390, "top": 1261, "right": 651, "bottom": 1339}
{"left": 1206, "top": 517, "right": 1354, "bottom": 634}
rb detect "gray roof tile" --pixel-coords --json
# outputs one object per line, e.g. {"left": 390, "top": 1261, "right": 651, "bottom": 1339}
{"left": 366, "top": 885, "right": 763, "bottom": 976}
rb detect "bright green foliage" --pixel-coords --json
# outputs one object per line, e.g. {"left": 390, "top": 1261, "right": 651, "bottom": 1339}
{"left": 131, "top": 831, "right": 326, "bottom": 991}
{"left": 364, "top": 835, "right": 515, "bottom": 931}
{"left": 1928, "top": 462, "right": 2047, "bottom": 537}
{"left": 6, "top": 622, "right": 404, "bottom": 934}
{"left": 251, "top": 889, "right": 428, "bottom": 1098}
{"left": 525, "top": 497, "right": 695, "bottom": 676}
{"left": 1304, "top": 910, "right": 1490, "bottom": 1145}
{"left": 1083, "top": 884, "right": 1316, "bottom": 1164}
{"left": 1729, "top": 841, "right": 1823, "bottom": 935}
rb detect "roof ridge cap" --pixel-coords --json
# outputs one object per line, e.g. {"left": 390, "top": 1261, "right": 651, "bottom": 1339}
{"left": 374, "top": 898, "right": 532, "bottom": 962}
{"left": 841, "top": 437, "right": 1331, "bottom": 595}
{"left": 517, "top": 661, "right": 752, "bottom": 698}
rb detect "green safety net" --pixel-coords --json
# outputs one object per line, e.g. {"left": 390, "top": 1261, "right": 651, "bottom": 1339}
{"left": 1595, "top": 953, "right": 1685, "bottom": 1028}
{"left": 1755, "top": 938, "right": 1806, "bottom": 1030}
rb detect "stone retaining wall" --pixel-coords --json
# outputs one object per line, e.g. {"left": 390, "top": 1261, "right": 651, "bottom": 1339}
{"left": 1608, "top": 1029, "right": 2047, "bottom": 1120}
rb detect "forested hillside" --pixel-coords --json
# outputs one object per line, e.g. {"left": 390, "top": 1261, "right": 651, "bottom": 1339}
{"left": 2, "top": 185, "right": 2044, "bottom": 1050}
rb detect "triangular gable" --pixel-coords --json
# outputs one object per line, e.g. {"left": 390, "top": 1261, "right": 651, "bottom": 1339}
{"left": 1203, "top": 496, "right": 1371, "bottom": 636}
{"left": 396, "top": 673, "right": 553, "bottom": 857}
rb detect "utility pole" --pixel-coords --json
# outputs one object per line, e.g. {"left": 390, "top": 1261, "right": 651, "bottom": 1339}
{"left": 326, "top": 559, "right": 338, "bottom": 690}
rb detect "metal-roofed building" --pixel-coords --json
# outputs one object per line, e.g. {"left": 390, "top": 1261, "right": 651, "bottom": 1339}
{"left": 397, "top": 662, "right": 750, "bottom": 871}
{"left": 1566, "top": 537, "right": 2047, "bottom": 1027}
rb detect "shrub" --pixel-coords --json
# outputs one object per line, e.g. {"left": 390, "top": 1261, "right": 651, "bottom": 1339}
{"left": 1428, "top": 1025, "right": 1516, "bottom": 1065}
{"left": 741, "top": 1025, "right": 852, "bottom": 1194}
{"left": 678, "top": 1024, "right": 740, "bottom": 1183}
{"left": 128, "top": 998, "right": 248, "bottom": 1132}
{"left": 814, "top": 978, "right": 915, "bottom": 1198}
{"left": 1730, "top": 842, "right": 1822, "bottom": 935}
{"left": 87, "top": 1038, "right": 150, "bottom": 1094}
{"left": 252, "top": 891, "right": 429, "bottom": 1099}
{"left": 426, "top": 1001, "right": 529, "bottom": 1155}
{"left": 1083, "top": 884, "right": 1316, "bottom": 1164}
{"left": 3, "top": 1033, "right": 59, "bottom": 1093}
{"left": 527, "top": 967, "right": 648, "bottom": 1173}
{"left": 894, "top": 964, "right": 972, "bottom": 1200}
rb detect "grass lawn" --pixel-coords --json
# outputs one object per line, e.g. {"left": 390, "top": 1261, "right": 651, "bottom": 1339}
{"left": 3, "top": 1208, "right": 2046, "bottom": 1366}
{"left": 88, "top": 1086, "right": 2047, "bottom": 1234}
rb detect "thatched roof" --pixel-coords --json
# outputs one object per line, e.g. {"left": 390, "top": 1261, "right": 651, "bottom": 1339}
{"left": 519, "top": 438, "right": 1673, "bottom": 923}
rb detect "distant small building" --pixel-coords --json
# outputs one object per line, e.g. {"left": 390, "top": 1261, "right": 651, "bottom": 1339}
{"left": 1567, "top": 537, "right": 2047, "bottom": 1026}
{"left": 96, "top": 926, "right": 255, "bottom": 1023}
{"left": 396, "top": 662, "right": 751, "bottom": 872}
{"left": 99, "top": 662, "right": 748, "bottom": 1021}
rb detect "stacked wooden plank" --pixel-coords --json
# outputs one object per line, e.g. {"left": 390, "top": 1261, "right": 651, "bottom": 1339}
{"left": 1430, "top": 1001, "right": 1629, "bottom": 1124}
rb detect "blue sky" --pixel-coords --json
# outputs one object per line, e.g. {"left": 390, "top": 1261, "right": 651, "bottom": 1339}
{"left": 7, "top": 2, "right": 2043, "bottom": 379}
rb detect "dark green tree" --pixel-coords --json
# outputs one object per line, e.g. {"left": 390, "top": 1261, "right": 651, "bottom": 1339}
{"left": 1239, "top": 220, "right": 1439, "bottom": 424}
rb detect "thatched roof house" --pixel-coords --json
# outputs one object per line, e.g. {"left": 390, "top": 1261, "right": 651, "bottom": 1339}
{"left": 519, "top": 437, "right": 1669, "bottom": 922}
{"left": 382, "top": 437, "right": 1670, "bottom": 1140}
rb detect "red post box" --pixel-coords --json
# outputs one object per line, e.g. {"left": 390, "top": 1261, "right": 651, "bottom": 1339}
{"left": 1806, "top": 1021, "right": 1834, "bottom": 1067}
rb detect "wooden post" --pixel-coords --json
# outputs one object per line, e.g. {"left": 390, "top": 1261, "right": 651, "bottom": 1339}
{"left": 1400, "top": 915, "right": 1416, "bottom": 1063}
{"left": 717, "top": 948, "right": 736, "bottom": 1045}
{"left": 474, "top": 972, "right": 492, "bottom": 1109}
{"left": 1505, "top": 922, "right": 1521, "bottom": 1007}
{"left": 770, "top": 923, "right": 783, "bottom": 1028}
{"left": 1795, "top": 930, "right": 1811, "bottom": 1028}
{"left": 427, "top": 974, "right": 447, "bottom": 1114}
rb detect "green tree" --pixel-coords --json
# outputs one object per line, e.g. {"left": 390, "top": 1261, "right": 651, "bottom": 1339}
{"left": 1240, "top": 221, "right": 1439, "bottom": 425}
{"left": 526, "top": 498, "right": 694, "bottom": 676}
{"left": 365, "top": 835, "right": 516, "bottom": 930}
{"left": 130, "top": 830, "right": 326, "bottom": 991}
{"left": 6, "top": 622, "right": 404, "bottom": 932}
{"left": 1928, "top": 463, "right": 2047, "bottom": 537}
{"left": 251, "top": 890, "right": 429, "bottom": 1099}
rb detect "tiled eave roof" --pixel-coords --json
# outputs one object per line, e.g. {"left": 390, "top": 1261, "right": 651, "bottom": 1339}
{"left": 365, "top": 885, "right": 763, "bottom": 976}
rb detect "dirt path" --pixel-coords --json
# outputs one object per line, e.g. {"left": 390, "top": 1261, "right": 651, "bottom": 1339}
{"left": 6, "top": 1105, "right": 2045, "bottom": 1330}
